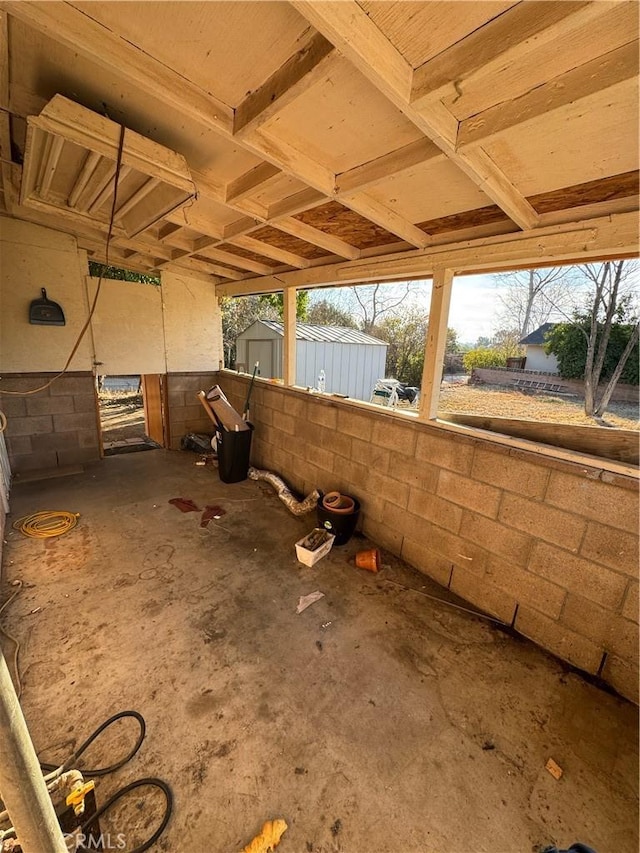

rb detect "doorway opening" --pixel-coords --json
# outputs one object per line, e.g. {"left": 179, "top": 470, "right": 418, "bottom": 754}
{"left": 97, "top": 374, "right": 166, "bottom": 455}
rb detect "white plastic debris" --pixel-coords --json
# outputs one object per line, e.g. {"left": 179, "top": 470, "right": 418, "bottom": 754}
{"left": 296, "top": 591, "right": 325, "bottom": 614}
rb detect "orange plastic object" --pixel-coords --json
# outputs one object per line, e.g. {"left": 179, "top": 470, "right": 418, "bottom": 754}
{"left": 355, "top": 548, "right": 380, "bottom": 572}
{"left": 322, "top": 491, "right": 356, "bottom": 514}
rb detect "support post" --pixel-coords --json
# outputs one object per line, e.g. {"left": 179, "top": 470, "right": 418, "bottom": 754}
{"left": 0, "top": 653, "right": 68, "bottom": 852}
{"left": 282, "top": 287, "right": 297, "bottom": 386}
{"left": 418, "top": 268, "right": 454, "bottom": 420}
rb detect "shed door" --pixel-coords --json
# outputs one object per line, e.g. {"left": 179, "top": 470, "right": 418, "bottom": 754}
{"left": 247, "top": 340, "right": 277, "bottom": 379}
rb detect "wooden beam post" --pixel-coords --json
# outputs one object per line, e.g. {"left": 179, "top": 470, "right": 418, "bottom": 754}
{"left": 418, "top": 268, "right": 454, "bottom": 421}
{"left": 283, "top": 287, "right": 297, "bottom": 386}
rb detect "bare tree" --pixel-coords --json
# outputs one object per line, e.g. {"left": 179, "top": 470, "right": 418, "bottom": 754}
{"left": 494, "top": 267, "right": 574, "bottom": 337}
{"left": 579, "top": 260, "right": 639, "bottom": 419}
{"left": 350, "top": 282, "right": 417, "bottom": 332}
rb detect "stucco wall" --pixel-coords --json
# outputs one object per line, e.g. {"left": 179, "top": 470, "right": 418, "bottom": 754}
{"left": 525, "top": 345, "right": 559, "bottom": 372}
{"left": 0, "top": 217, "right": 93, "bottom": 372}
{"left": 218, "top": 372, "right": 639, "bottom": 704}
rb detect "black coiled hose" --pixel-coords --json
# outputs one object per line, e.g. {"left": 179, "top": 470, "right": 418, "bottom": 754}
{"left": 38, "top": 711, "right": 172, "bottom": 853}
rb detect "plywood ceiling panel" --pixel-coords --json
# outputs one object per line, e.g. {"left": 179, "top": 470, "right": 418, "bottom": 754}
{"left": 483, "top": 78, "right": 639, "bottom": 196}
{"left": 8, "top": 18, "right": 261, "bottom": 179}
{"left": 444, "top": 2, "right": 639, "bottom": 120}
{"left": 294, "top": 201, "right": 398, "bottom": 249}
{"left": 358, "top": 0, "right": 517, "bottom": 68}
{"left": 251, "top": 226, "right": 332, "bottom": 260}
{"left": 366, "top": 159, "right": 492, "bottom": 224}
{"left": 217, "top": 243, "right": 281, "bottom": 269}
{"left": 70, "top": 1, "right": 311, "bottom": 108}
{"left": 261, "top": 57, "right": 423, "bottom": 174}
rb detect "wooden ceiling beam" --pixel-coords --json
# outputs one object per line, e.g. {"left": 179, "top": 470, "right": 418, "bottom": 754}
{"left": 274, "top": 216, "right": 360, "bottom": 260}
{"left": 227, "top": 234, "right": 310, "bottom": 269}
{"left": 234, "top": 32, "right": 337, "bottom": 137}
{"left": 339, "top": 192, "right": 430, "bottom": 248}
{"left": 225, "top": 162, "right": 281, "bottom": 205}
{"left": 291, "top": 0, "right": 539, "bottom": 231}
{"left": 158, "top": 254, "right": 244, "bottom": 280}
{"left": 411, "top": 1, "right": 614, "bottom": 107}
{"left": 2, "top": 0, "right": 234, "bottom": 135}
{"left": 267, "top": 188, "right": 328, "bottom": 220}
{"left": 335, "top": 138, "right": 443, "bottom": 194}
{"left": 194, "top": 245, "right": 274, "bottom": 276}
{"left": 457, "top": 41, "right": 639, "bottom": 149}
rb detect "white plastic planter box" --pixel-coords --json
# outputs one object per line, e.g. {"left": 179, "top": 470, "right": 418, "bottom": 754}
{"left": 295, "top": 528, "right": 335, "bottom": 567}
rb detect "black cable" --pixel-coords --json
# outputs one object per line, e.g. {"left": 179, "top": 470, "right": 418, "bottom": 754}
{"left": 77, "top": 777, "right": 173, "bottom": 853}
{"left": 39, "top": 710, "right": 146, "bottom": 777}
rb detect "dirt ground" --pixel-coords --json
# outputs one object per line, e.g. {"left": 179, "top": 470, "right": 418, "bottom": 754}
{"left": 98, "top": 392, "right": 146, "bottom": 443}
{"left": 1, "top": 451, "right": 638, "bottom": 853}
{"left": 439, "top": 383, "right": 639, "bottom": 430}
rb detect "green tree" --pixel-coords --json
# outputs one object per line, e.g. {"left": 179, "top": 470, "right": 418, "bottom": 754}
{"left": 257, "top": 291, "right": 309, "bottom": 320}
{"left": 371, "top": 308, "right": 429, "bottom": 386}
{"left": 463, "top": 348, "right": 508, "bottom": 373}
{"left": 307, "top": 298, "right": 357, "bottom": 328}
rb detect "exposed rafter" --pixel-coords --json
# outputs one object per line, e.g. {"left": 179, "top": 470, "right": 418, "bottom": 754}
{"left": 335, "top": 139, "right": 443, "bottom": 195}
{"left": 274, "top": 217, "right": 360, "bottom": 260}
{"left": 291, "top": 0, "right": 540, "bottom": 230}
{"left": 225, "top": 162, "right": 281, "bottom": 205}
{"left": 227, "top": 234, "right": 311, "bottom": 269}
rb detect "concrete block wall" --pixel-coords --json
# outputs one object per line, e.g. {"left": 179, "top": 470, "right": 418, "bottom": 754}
{"left": 0, "top": 373, "right": 101, "bottom": 472}
{"left": 219, "top": 372, "right": 639, "bottom": 703}
{"left": 166, "top": 372, "right": 219, "bottom": 449}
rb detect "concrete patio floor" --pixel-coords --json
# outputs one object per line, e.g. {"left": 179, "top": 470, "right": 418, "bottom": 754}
{"left": 1, "top": 451, "right": 637, "bottom": 853}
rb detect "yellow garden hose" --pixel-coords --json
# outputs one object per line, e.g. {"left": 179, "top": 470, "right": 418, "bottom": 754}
{"left": 12, "top": 511, "right": 80, "bottom": 539}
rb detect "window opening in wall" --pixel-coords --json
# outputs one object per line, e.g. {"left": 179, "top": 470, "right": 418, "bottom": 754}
{"left": 221, "top": 293, "right": 288, "bottom": 377}
{"left": 301, "top": 281, "right": 434, "bottom": 404}
{"left": 97, "top": 374, "right": 162, "bottom": 455}
{"left": 437, "top": 261, "right": 639, "bottom": 464}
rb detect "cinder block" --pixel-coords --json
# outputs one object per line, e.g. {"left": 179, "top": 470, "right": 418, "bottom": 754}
{"left": 369, "top": 471, "right": 409, "bottom": 509}
{"left": 167, "top": 390, "right": 186, "bottom": 407}
{"left": 408, "top": 487, "right": 462, "bottom": 533}
{"left": 337, "top": 408, "right": 373, "bottom": 441}
{"left": 77, "top": 428, "right": 100, "bottom": 449}
{"left": 450, "top": 566, "right": 518, "bottom": 624}
{"left": 0, "top": 375, "right": 51, "bottom": 393}
{"left": 394, "top": 508, "right": 489, "bottom": 576}
{"left": 168, "top": 373, "right": 217, "bottom": 392}
{"left": 546, "top": 470, "right": 638, "bottom": 533}
{"left": 515, "top": 605, "right": 602, "bottom": 674}
{"left": 7, "top": 415, "right": 53, "bottom": 436}
{"left": 11, "top": 450, "right": 58, "bottom": 472}
{"left": 487, "top": 556, "right": 566, "bottom": 620}
{"left": 437, "top": 470, "right": 502, "bottom": 519}
{"left": 73, "top": 394, "right": 98, "bottom": 413}
{"left": 602, "top": 654, "right": 639, "bottom": 704}
{"left": 0, "top": 396, "right": 27, "bottom": 417}
{"left": 272, "top": 410, "right": 296, "bottom": 436}
{"left": 529, "top": 541, "right": 628, "bottom": 610}
{"left": 363, "top": 516, "right": 402, "bottom": 555}
{"left": 401, "top": 537, "right": 453, "bottom": 587}
{"left": 561, "top": 594, "right": 613, "bottom": 643}
{"left": 339, "top": 458, "right": 370, "bottom": 491}
{"left": 5, "top": 435, "right": 32, "bottom": 455}
{"left": 319, "top": 428, "right": 351, "bottom": 461}
{"left": 498, "top": 492, "right": 586, "bottom": 553}
{"left": 283, "top": 394, "right": 308, "bottom": 419}
{"left": 57, "top": 447, "right": 100, "bottom": 466}
{"left": 370, "top": 418, "right": 417, "bottom": 455}
{"left": 580, "top": 521, "right": 639, "bottom": 577}
{"left": 605, "top": 615, "right": 639, "bottom": 662}
{"left": 262, "top": 388, "right": 284, "bottom": 412}
{"left": 308, "top": 402, "right": 338, "bottom": 429}
{"left": 49, "top": 376, "right": 93, "bottom": 396}
{"left": 53, "top": 411, "right": 98, "bottom": 432}
{"left": 460, "top": 510, "right": 533, "bottom": 567}
{"left": 415, "top": 430, "right": 474, "bottom": 474}
{"left": 471, "top": 445, "right": 550, "bottom": 499}
{"left": 33, "top": 432, "right": 79, "bottom": 452}
{"left": 304, "top": 444, "right": 335, "bottom": 475}
{"left": 387, "top": 451, "right": 439, "bottom": 493}
{"left": 26, "top": 395, "right": 74, "bottom": 416}
{"left": 622, "top": 582, "right": 639, "bottom": 624}
{"left": 350, "top": 437, "right": 390, "bottom": 473}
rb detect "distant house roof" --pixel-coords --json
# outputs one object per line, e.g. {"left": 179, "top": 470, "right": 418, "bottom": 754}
{"left": 247, "top": 319, "right": 388, "bottom": 346}
{"left": 519, "top": 322, "right": 557, "bottom": 346}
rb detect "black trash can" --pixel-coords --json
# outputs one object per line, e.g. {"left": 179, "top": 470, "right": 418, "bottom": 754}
{"left": 316, "top": 495, "right": 360, "bottom": 546}
{"left": 216, "top": 423, "right": 253, "bottom": 483}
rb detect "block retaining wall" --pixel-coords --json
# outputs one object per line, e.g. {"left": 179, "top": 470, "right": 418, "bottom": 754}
{"left": 166, "top": 372, "right": 219, "bottom": 449}
{"left": 0, "top": 373, "right": 101, "bottom": 472}
{"left": 219, "top": 372, "right": 639, "bottom": 703}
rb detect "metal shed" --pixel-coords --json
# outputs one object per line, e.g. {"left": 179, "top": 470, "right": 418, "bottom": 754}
{"left": 236, "top": 320, "right": 388, "bottom": 400}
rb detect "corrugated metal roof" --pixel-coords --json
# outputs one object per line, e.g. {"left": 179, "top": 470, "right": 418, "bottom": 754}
{"left": 257, "top": 320, "right": 387, "bottom": 346}
{"left": 519, "top": 322, "right": 557, "bottom": 345}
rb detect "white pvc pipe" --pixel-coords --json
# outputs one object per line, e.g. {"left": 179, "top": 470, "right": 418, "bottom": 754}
{"left": 0, "top": 652, "right": 68, "bottom": 852}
